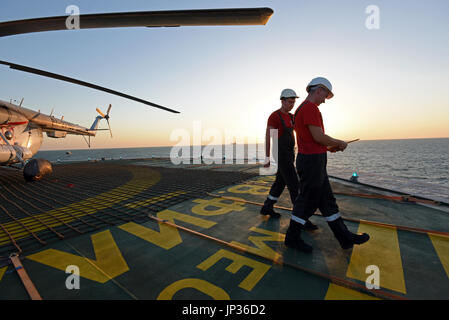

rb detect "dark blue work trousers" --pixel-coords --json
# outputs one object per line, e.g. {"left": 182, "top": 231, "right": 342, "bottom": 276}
{"left": 292, "top": 153, "right": 339, "bottom": 221}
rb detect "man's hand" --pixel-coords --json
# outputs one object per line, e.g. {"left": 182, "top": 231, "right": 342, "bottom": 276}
{"left": 327, "top": 140, "right": 348, "bottom": 152}
{"left": 337, "top": 140, "right": 348, "bottom": 151}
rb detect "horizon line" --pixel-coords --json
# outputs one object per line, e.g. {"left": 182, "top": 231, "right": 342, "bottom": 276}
{"left": 38, "top": 136, "right": 449, "bottom": 152}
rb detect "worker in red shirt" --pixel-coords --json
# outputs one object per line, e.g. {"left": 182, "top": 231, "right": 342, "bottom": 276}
{"left": 260, "top": 89, "right": 317, "bottom": 230}
{"left": 284, "top": 77, "right": 370, "bottom": 252}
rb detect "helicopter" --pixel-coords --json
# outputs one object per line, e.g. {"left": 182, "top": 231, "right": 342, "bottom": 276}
{"left": 0, "top": 7, "right": 273, "bottom": 181}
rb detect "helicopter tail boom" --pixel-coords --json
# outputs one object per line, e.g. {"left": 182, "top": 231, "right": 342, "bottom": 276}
{"left": 87, "top": 115, "right": 104, "bottom": 135}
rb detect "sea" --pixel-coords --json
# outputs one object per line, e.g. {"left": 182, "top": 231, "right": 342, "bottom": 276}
{"left": 35, "top": 138, "right": 449, "bottom": 203}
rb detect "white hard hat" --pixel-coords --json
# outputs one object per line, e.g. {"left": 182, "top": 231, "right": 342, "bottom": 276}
{"left": 280, "top": 88, "right": 299, "bottom": 99}
{"left": 306, "top": 77, "right": 334, "bottom": 99}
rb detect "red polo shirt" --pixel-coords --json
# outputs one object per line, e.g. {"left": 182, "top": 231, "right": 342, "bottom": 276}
{"left": 294, "top": 100, "right": 327, "bottom": 154}
{"left": 267, "top": 110, "right": 294, "bottom": 138}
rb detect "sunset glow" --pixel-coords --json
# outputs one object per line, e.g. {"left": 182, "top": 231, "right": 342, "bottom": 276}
{"left": 1, "top": 0, "right": 447, "bottom": 150}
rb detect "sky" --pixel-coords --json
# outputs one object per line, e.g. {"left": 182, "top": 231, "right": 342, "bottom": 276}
{"left": 1, "top": 0, "right": 448, "bottom": 150}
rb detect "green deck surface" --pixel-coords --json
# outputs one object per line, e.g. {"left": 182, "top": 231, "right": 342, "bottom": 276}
{"left": 0, "top": 160, "right": 448, "bottom": 300}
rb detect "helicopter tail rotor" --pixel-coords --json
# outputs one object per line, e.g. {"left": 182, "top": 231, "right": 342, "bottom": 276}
{"left": 96, "top": 104, "right": 113, "bottom": 138}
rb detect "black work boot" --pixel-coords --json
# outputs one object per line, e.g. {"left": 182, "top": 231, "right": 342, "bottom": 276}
{"left": 328, "top": 217, "right": 370, "bottom": 249}
{"left": 284, "top": 220, "right": 313, "bottom": 253}
{"left": 260, "top": 198, "right": 281, "bottom": 218}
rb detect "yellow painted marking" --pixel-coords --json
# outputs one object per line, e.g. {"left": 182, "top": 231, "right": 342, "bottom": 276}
{"left": 346, "top": 223, "right": 406, "bottom": 294}
{"left": 197, "top": 249, "right": 271, "bottom": 291}
{"left": 0, "top": 167, "right": 161, "bottom": 246}
{"left": 255, "top": 176, "right": 275, "bottom": 183}
{"left": 119, "top": 209, "right": 216, "bottom": 250}
{"left": 191, "top": 198, "right": 246, "bottom": 216}
{"left": 230, "top": 227, "right": 285, "bottom": 263}
{"left": 325, "top": 283, "right": 380, "bottom": 300}
{"left": 429, "top": 233, "right": 449, "bottom": 278}
{"left": 0, "top": 266, "right": 6, "bottom": 282}
{"left": 124, "top": 191, "right": 187, "bottom": 209}
{"left": 227, "top": 184, "right": 270, "bottom": 196}
{"left": 157, "top": 278, "right": 230, "bottom": 300}
{"left": 27, "top": 230, "right": 129, "bottom": 283}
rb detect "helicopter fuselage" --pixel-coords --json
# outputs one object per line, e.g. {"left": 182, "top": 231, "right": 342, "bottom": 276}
{"left": 0, "top": 100, "right": 96, "bottom": 166}
{"left": 0, "top": 104, "right": 41, "bottom": 165}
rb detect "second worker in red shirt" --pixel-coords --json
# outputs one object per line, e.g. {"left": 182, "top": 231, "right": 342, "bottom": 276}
{"left": 261, "top": 89, "right": 317, "bottom": 231}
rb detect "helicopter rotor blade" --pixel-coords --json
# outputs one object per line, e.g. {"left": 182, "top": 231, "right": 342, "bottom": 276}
{"left": 0, "top": 60, "right": 180, "bottom": 113}
{"left": 0, "top": 8, "right": 273, "bottom": 38}
{"left": 96, "top": 107, "right": 106, "bottom": 118}
{"left": 106, "top": 119, "right": 113, "bottom": 138}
